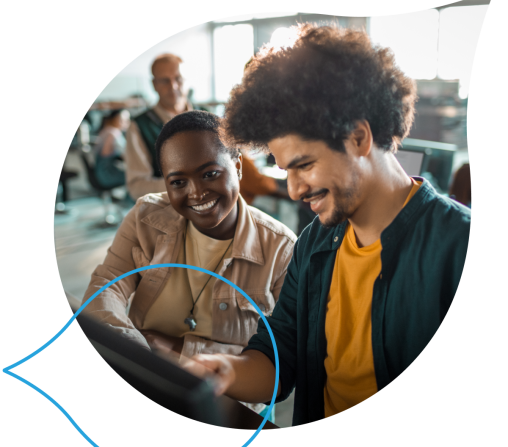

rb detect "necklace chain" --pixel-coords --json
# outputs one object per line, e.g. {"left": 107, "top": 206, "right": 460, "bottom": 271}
{"left": 183, "top": 224, "right": 234, "bottom": 316}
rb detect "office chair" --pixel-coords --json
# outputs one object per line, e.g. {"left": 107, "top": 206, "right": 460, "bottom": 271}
{"left": 55, "top": 169, "right": 79, "bottom": 214}
{"left": 80, "top": 150, "right": 122, "bottom": 227}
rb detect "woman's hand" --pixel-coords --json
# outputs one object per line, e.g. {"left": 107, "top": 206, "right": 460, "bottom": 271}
{"left": 140, "top": 330, "right": 184, "bottom": 358}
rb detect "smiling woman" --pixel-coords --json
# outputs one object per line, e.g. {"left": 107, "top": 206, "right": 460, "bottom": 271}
{"left": 81, "top": 110, "right": 297, "bottom": 419}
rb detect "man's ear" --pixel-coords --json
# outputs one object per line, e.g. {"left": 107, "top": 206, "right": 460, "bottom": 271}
{"left": 350, "top": 120, "right": 373, "bottom": 157}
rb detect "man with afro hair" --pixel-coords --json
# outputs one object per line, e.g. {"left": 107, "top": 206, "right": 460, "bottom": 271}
{"left": 186, "top": 24, "right": 470, "bottom": 425}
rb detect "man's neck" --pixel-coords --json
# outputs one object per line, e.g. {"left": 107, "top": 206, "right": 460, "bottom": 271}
{"left": 157, "top": 99, "right": 187, "bottom": 117}
{"left": 349, "top": 154, "right": 413, "bottom": 247}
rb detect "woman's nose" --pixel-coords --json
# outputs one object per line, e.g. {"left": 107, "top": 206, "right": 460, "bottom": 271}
{"left": 188, "top": 183, "right": 209, "bottom": 201}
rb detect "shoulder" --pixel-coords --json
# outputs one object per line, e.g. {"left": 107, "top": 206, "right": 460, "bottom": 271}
{"left": 247, "top": 205, "right": 297, "bottom": 245}
{"left": 133, "top": 108, "right": 153, "bottom": 122}
{"left": 406, "top": 191, "right": 471, "bottom": 268}
{"left": 103, "top": 126, "right": 122, "bottom": 142}
{"left": 404, "top": 180, "right": 470, "bottom": 243}
{"left": 117, "top": 193, "right": 183, "bottom": 253}
{"left": 423, "top": 193, "right": 471, "bottom": 234}
{"left": 133, "top": 192, "right": 175, "bottom": 219}
{"left": 132, "top": 108, "right": 162, "bottom": 126}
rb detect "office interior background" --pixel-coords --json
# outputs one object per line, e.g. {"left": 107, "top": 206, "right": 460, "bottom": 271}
{"left": 55, "top": 1, "right": 485, "bottom": 427}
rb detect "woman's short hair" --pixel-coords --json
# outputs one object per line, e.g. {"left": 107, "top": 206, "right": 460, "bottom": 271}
{"left": 221, "top": 24, "right": 418, "bottom": 153}
{"left": 99, "top": 109, "right": 123, "bottom": 131}
{"left": 155, "top": 110, "right": 240, "bottom": 173}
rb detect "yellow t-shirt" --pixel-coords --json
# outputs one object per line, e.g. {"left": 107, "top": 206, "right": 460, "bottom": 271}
{"left": 324, "top": 180, "right": 420, "bottom": 417}
{"left": 142, "top": 221, "right": 233, "bottom": 339}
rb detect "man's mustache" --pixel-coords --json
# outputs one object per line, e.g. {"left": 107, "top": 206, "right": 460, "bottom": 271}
{"left": 301, "top": 189, "right": 328, "bottom": 201}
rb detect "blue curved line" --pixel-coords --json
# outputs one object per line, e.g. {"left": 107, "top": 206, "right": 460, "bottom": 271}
{"left": 3, "top": 369, "right": 99, "bottom": 447}
{"left": 3, "top": 263, "right": 279, "bottom": 447}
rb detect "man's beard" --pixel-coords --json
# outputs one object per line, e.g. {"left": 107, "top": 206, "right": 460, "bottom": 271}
{"left": 319, "top": 183, "right": 359, "bottom": 229}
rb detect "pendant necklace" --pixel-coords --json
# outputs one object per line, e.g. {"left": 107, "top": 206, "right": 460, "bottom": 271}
{"left": 183, "top": 225, "right": 234, "bottom": 332}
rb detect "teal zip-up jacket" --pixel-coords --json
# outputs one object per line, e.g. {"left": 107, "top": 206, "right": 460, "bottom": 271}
{"left": 245, "top": 178, "right": 471, "bottom": 426}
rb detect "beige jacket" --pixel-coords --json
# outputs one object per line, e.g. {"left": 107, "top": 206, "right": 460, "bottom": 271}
{"left": 82, "top": 194, "right": 297, "bottom": 359}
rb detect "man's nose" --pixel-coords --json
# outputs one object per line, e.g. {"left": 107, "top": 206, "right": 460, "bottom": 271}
{"left": 286, "top": 171, "right": 307, "bottom": 202}
{"left": 172, "top": 79, "right": 181, "bottom": 92}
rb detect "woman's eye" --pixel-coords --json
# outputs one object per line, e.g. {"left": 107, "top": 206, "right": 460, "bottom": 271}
{"left": 170, "top": 179, "right": 186, "bottom": 187}
{"left": 299, "top": 162, "right": 312, "bottom": 170}
{"left": 204, "top": 171, "right": 218, "bottom": 179}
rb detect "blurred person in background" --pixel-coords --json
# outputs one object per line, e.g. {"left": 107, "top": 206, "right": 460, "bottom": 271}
{"left": 126, "top": 53, "right": 192, "bottom": 200}
{"left": 94, "top": 109, "right": 130, "bottom": 189}
{"left": 449, "top": 163, "right": 471, "bottom": 208}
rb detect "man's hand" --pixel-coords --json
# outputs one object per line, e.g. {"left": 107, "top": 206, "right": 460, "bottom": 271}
{"left": 182, "top": 354, "right": 236, "bottom": 396}
{"left": 140, "top": 330, "right": 184, "bottom": 359}
{"left": 182, "top": 350, "right": 281, "bottom": 403}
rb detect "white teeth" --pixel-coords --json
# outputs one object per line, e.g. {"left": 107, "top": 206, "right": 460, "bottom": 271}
{"left": 191, "top": 199, "right": 217, "bottom": 211}
{"left": 310, "top": 193, "right": 326, "bottom": 205}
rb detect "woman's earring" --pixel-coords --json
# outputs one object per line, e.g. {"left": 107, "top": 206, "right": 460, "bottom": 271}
{"left": 238, "top": 171, "right": 242, "bottom": 180}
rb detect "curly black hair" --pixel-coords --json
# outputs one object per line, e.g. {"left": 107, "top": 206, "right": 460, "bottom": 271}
{"left": 155, "top": 110, "right": 239, "bottom": 173}
{"left": 221, "top": 24, "right": 417, "bottom": 153}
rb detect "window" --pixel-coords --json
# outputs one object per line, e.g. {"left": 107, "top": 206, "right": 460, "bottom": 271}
{"left": 214, "top": 12, "right": 297, "bottom": 23}
{"left": 438, "top": 5, "right": 489, "bottom": 98}
{"left": 270, "top": 27, "right": 298, "bottom": 50}
{"left": 370, "top": 9, "right": 440, "bottom": 80}
{"left": 213, "top": 24, "right": 254, "bottom": 102}
{"left": 369, "top": 6, "right": 489, "bottom": 97}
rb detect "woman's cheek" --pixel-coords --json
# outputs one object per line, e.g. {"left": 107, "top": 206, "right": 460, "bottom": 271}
{"left": 225, "top": 172, "right": 240, "bottom": 194}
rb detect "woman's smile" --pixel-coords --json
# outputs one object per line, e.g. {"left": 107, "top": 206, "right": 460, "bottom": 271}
{"left": 189, "top": 197, "right": 219, "bottom": 213}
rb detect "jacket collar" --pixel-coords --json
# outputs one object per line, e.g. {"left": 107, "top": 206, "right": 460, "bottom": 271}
{"left": 140, "top": 194, "right": 264, "bottom": 266}
{"left": 311, "top": 176, "right": 437, "bottom": 255}
{"left": 153, "top": 102, "right": 176, "bottom": 123}
{"left": 380, "top": 176, "right": 437, "bottom": 250}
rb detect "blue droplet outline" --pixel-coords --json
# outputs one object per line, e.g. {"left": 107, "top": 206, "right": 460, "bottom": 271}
{"left": 3, "top": 264, "right": 279, "bottom": 447}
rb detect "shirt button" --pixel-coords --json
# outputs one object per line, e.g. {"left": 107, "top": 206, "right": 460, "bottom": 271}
{"left": 334, "top": 236, "right": 338, "bottom": 242}
{"left": 219, "top": 303, "right": 228, "bottom": 311}
{"left": 258, "top": 304, "right": 266, "bottom": 312}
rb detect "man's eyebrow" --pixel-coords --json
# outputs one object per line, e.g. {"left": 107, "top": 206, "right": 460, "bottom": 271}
{"left": 286, "top": 155, "right": 313, "bottom": 170}
{"left": 166, "top": 161, "right": 219, "bottom": 179}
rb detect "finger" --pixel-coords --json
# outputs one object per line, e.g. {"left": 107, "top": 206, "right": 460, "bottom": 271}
{"left": 181, "top": 356, "right": 215, "bottom": 378}
{"left": 210, "top": 375, "right": 229, "bottom": 396}
{"left": 192, "top": 354, "right": 222, "bottom": 370}
{"left": 182, "top": 356, "right": 232, "bottom": 395}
